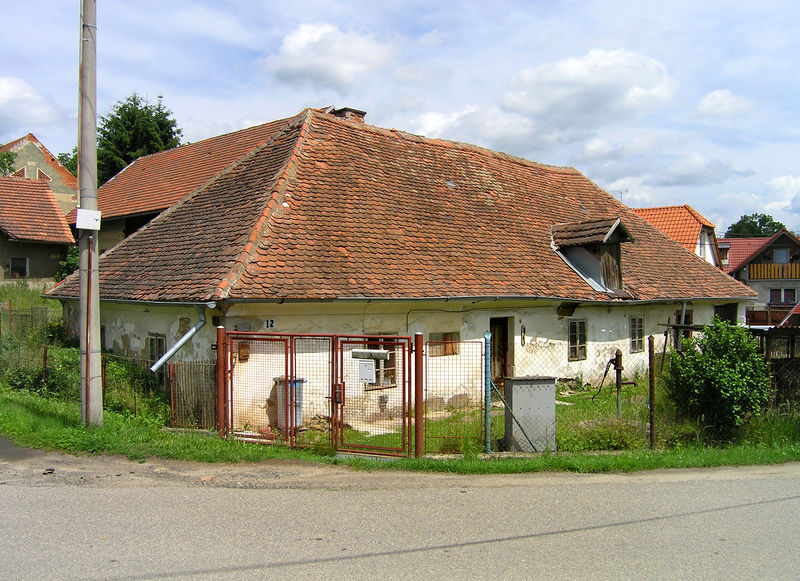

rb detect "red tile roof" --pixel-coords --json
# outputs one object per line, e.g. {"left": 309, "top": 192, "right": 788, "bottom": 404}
{"left": 49, "top": 109, "right": 754, "bottom": 303}
{"left": 720, "top": 230, "right": 800, "bottom": 275}
{"left": 1, "top": 133, "right": 77, "bottom": 190}
{"left": 66, "top": 114, "right": 300, "bottom": 224}
{"left": 0, "top": 177, "right": 75, "bottom": 244}
{"left": 633, "top": 205, "right": 714, "bottom": 253}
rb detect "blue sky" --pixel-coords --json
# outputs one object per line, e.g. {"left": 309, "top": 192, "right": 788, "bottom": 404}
{"left": 3, "top": 0, "right": 800, "bottom": 234}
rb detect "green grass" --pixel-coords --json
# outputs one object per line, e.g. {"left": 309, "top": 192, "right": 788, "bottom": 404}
{"left": 4, "top": 382, "right": 799, "bottom": 474}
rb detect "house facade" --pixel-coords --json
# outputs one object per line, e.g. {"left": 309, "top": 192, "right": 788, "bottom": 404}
{"left": 1, "top": 134, "right": 77, "bottom": 215}
{"left": 633, "top": 205, "right": 721, "bottom": 267}
{"left": 50, "top": 108, "right": 755, "bottom": 400}
{"left": 720, "top": 230, "right": 800, "bottom": 325}
{"left": 0, "top": 177, "right": 75, "bottom": 280}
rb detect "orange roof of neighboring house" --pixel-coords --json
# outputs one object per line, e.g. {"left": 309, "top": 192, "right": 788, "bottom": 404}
{"left": 66, "top": 116, "right": 296, "bottom": 224}
{"left": 1, "top": 133, "right": 77, "bottom": 190}
{"left": 49, "top": 108, "right": 754, "bottom": 304}
{"left": 0, "top": 177, "right": 74, "bottom": 244}
{"left": 633, "top": 205, "right": 715, "bottom": 253}
{"left": 720, "top": 230, "right": 800, "bottom": 275}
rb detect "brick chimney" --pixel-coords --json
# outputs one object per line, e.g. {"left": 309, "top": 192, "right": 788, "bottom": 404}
{"left": 330, "top": 107, "right": 366, "bottom": 123}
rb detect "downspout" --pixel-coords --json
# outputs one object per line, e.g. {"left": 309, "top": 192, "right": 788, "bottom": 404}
{"left": 149, "top": 304, "right": 212, "bottom": 373}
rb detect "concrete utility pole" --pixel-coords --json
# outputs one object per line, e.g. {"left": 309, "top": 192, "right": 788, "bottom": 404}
{"left": 78, "top": 0, "right": 102, "bottom": 426}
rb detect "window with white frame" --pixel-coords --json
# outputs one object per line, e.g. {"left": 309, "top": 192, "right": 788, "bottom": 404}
{"left": 630, "top": 316, "right": 644, "bottom": 353}
{"left": 568, "top": 320, "right": 586, "bottom": 361}
{"left": 770, "top": 288, "right": 797, "bottom": 304}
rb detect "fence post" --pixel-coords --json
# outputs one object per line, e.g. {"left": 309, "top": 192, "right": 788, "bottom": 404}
{"left": 7, "top": 299, "right": 11, "bottom": 332}
{"left": 648, "top": 335, "right": 656, "bottom": 449}
{"left": 614, "top": 349, "right": 623, "bottom": 419}
{"left": 216, "top": 326, "right": 226, "bottom": 438}
{"left": 484, "top": 331, "right": 492, "bottom": 454}
{"left": 414, "top": 332, "right": 424, "bottom": 458}
{"left": 42, "top": 345, "right": 48, "bottom": 387}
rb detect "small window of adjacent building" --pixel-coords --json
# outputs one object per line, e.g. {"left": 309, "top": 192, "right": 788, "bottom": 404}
{"left": 774, "top": 248, "right": 790, "bottom": 263}
{"left": 630, "top": 316, "right": 644, "bottom": 353}
{"left": 568, "top": 320, "right": 587, "bottom": 361}
{"left": 429, "top": 332, "right": 461, "bottom": 357}
{"left": 785, "top": 288, "right": 797, "bottom": 304}
{"left": 9, "top": 257, "right": 28, "bottom": 278}
{"left": 146, "top": 333, "right": 167, "bottom": 390}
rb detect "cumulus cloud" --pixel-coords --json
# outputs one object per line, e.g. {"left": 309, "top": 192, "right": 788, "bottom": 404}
{"left": 0, "top": 77, "right": 59, "bottom": 135}
{"left": 503, "top": 49, "right": 677, "bottom": 131}
{"left": 264, "top": 23, "right": 394, "bottom": 93}
{"left": 647, "top": 152, "right": 753, "bottom": 187}
{"left": 583, "top": 137, "right": 618, "bottom": 160}
{"left": 696, "top": 89, "right": 753, "bottom": 116}
{"left": 768, "top": 175, "right": 800, "bottom": 215}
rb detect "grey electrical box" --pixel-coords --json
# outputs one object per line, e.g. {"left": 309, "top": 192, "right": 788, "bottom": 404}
{"left": 504, "top": 376, "right": 556, "bottom": 452}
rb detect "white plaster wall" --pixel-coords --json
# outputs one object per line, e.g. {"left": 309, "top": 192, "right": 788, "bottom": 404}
{"left": 96, "top": 297, "right": 747, "bottom": 431}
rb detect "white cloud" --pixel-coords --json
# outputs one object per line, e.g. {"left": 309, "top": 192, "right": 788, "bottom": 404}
{"left": 0, "top": 77, "right": 59, "bottom": 136}
{"left": 264, "top": 23, "right": 394, "bottom": 94}
{"left": 697, "top": 89, "right": 753, "bottom": 116}
{"left": 647, "top": 152, "right": 753, "bottom": 187}
{"left": 503, "top": 49, "right": 677, "bottom": 131}
{"left": 769, "top": 175, "right": 800, "bottom": 215}
{"left": 583, "top": 137, "right": 617, "bottom": 160}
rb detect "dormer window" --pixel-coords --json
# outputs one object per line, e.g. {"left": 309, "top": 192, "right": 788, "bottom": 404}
{"left": 552, "top": 218, "right": 633, "bottom": 297}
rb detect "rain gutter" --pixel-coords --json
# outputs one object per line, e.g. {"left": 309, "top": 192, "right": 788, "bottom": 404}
{"left": 149, "top": 303, "right": 214, "bottom": 373}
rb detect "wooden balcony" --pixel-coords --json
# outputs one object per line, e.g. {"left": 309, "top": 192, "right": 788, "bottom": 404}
{"left": 746, "top": 305, "right": 792, "bottom": 326}
{"left": 749, "top": 262, "right": 800, "bottom": 280}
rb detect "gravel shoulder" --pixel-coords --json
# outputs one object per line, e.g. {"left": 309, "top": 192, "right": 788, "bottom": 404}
{"left": 3, "top": 435, "right": 798, "bottom": 491}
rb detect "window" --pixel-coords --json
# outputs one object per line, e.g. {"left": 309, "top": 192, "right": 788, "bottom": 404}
{"left": 568, "top": 320, "right": 586, "bottom": 361}
{"left": 36, "top": 168, "right": 51, "bottom": 182}
{"left": 366, "top": 335, "right": 397, "bottom": 388}
{"left": 770, "top": 288, "right": 797, "bottom": 304}
{"left": 630, "top": 316, "right": 644, "bottom": 353}
{"left": 146, "top": 333, "right": 167, "bottom": 390}
{"left": 429, "top": 332, "right": 461, "bottom": 357}
{"left": 774, "top": 248, "right": 790, "bottom": 263}
{"left": 9, "top": 257, "right": 27, "bottom": 278}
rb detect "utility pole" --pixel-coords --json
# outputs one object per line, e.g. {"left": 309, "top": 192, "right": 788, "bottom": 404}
{"left": 78, "top": 0, "right": 102, "bottom": 426}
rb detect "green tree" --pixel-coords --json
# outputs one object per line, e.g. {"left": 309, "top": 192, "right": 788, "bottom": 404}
{"left": 96, "top": 93, "right": 182, "bottom": 185}
{"left": 54, "top": 245, "right": 79, "bottom": 282}
{"left": 57, "top": 147, "right": 77, "bottom": 177}
{"left": 665, "top": 318, "right": 772, "bottom": 440}
{"left": 0, "top": 150, "right": 16, "bottom": 176}
{"left": 724, "top": 213, "right": 786, "bottom": 238}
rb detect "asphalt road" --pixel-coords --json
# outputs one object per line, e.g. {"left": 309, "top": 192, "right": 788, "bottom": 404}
{"left": 2, "top": 436, "right": 800, "bottom": 580}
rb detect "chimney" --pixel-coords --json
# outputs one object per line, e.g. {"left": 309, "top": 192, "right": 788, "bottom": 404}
{"left": 330, "top": 107, "right": 366, "bottom": 123}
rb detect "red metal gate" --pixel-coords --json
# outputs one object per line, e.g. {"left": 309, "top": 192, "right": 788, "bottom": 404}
{"left": 221, "top": 332, "right": 412, "bottom": 456}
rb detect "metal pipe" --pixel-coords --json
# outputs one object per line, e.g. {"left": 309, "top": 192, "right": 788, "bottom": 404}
{"left": 484, "top": 331, "right": 492, "bottom": 454}
{"left": 149, "top": 307, "right": 206, "bottom": 373}
{"left": 414, "top": 332, "right": 424, "bottom": 458}
{"left": 216, "top": 326, "right": 225, "bottom": 438}
{"left": 648, "top": 335, "right": 656, "bottom": 449}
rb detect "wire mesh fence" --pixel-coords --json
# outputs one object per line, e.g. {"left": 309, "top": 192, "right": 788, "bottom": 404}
{"left": 169, "top": 360, "right": 217, "bottom": 429}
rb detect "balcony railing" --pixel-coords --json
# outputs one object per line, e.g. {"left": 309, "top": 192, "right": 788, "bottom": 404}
{"left": 746, "top": 305, "right": 792, "bottom": 326}
{"left": 748, "top": 262, "right": 800, "bottom": 280}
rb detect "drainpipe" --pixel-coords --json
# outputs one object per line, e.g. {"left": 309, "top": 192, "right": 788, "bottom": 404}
{"left": 149, "top": 304, "right": 212, "bottom": 373}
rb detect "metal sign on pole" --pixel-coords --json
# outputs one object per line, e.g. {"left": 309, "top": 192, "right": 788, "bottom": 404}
{"left": 78, "top": 0, "right": 102, "bottom": 427}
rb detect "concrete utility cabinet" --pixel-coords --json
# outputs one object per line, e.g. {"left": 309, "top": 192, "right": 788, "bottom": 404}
{"left": 504, "top": 376, "right": 556, "bottom": 452}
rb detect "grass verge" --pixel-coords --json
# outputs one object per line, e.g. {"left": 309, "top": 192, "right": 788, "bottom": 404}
{"left": 2, "top": 384, "right": 799, "bottom": 474}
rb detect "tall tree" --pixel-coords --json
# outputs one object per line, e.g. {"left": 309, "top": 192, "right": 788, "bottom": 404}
{"left": 724, "top": 213, "right": 786, "bottom": 238}
{"left": 57, "top": 147, "right": 77, "bottom": 176}
{"left": 0, "top": 150, "right": 16, "bottom": 176}
{"left": 96, "top": 93, "right": 182, "bottom": 185}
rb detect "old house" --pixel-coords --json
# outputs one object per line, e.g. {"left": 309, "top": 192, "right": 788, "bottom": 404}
{"left": 1, "top": 133, "right": 77, "bottom": 215}
{"left": 48, "top": 107, "right": 755, "bottom": 426}
{"left": 0, "top": 177, "right": 75, "bottom": 280}
{"left": 633, "top": 204, "right": 721, "bottom": 267}
{"left": 720, "top": 230, "right": 800, "bottom": 325}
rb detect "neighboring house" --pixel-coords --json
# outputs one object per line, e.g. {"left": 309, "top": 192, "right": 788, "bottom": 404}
{"left": 49, "top": 107, "right": 755, "bottom": 389}
{"left": 0, "top": 177, "right": 75, "bottom": 280}
{"left": 720, "top": 230, "right": 800, "bottom": 325}
{"left": 66, "top": 117, "right": 292, "bottom": 253}
{"left": 1, "top": 134, "right": 78, "bottom": 215}
{"left": 633, "top": 205, "right": 721, "bottom": 267}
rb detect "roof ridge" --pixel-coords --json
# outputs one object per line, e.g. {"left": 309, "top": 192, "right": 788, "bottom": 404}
{"left": 312, "top": 109, "right": 581, "bottom": 175}
{"left": 211, "top": 110, "right": 313, "bottom": 300}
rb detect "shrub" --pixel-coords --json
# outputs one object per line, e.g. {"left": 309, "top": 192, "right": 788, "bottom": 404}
{"left": 665, "top": 317, "right": 772, "bottom": 439}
